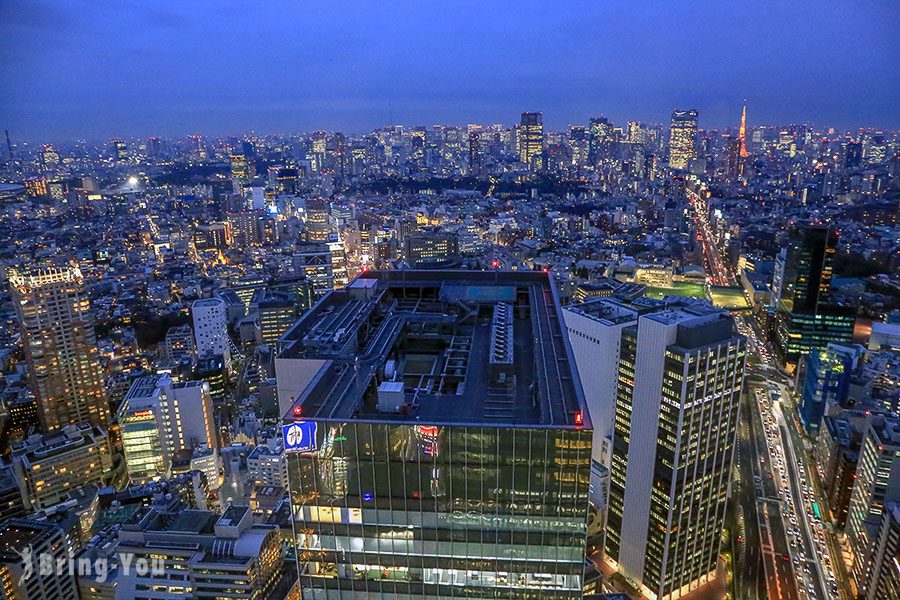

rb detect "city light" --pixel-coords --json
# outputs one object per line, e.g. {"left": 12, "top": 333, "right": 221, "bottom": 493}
{"left": 0, "top": 5, "right": 894, "bottom": 600}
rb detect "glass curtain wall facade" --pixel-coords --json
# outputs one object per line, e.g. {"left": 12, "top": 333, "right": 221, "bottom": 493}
{"left": 287, "top": 422, "right": 592, "bottom": 599}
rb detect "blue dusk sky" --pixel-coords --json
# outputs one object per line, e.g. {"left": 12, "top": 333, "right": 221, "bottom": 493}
{"left": 1, "top": 0, "right": 898, "bottom": 140}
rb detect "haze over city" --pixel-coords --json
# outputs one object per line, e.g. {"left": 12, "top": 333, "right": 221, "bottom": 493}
{"left": 1, "top": 1, "right": 899, "bottom": 139}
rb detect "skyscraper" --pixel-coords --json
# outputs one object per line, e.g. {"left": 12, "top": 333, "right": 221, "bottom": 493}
{"left": 603, "top": 303, "right": 745, "bottom": 600}
{"left": 589, "top": 116, "right": 615, "bottom": 162}
{"left": 772, "top": 224, "right": 856, "bottom": 369}
{"left": 292, "top": 242, "right": 335, "bottom": 296}
{"left": 668, "top": 109, "right": 698, "bottom": 170}
{"left": 468, "top": 131, "right": 481, "bottom": 175}
{"left": 857, "top": 502, "right": 900, "bottom": 600}
{"left": 305, "top": 197, "right": 331, "bottom": 242}
{"left": 518, "top": 111, "right": 544, "bottom": 170}
{"left": 277, "top": 270, "right": 592, "bottom": 599}
{"left": 109, "top": 138, "right": 128, "bottom": 162}
{"left": 8, "top": 266, "right": 110, "bottom": 431}
{"left": 846, "top": 417, "right": 900, "bottom": 591}
{"left": 563, "top": 298, "right": 645, "bottom": 526}
{"left": 230, "top": 152, "right": 253, "bottom": 184}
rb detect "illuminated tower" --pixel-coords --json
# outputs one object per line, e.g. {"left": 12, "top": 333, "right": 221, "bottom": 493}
{"left": 518, "top": 111, "right": 544, "bottom": 170}
{"left": 668, "top": 109, "right": 698, "bottom": 170}
{"left": 738, "top": 100, "right": 749, "bottom": 158}
{"left": 304, "top": 198, "right": 331, "bottom": 242}
{"left": 9, "top": 266, "right": 110, "bottom": 431}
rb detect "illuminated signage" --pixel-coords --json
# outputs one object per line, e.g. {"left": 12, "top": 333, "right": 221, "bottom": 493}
{"left": 283, "top": 421, "right": 317, "bottom": 453}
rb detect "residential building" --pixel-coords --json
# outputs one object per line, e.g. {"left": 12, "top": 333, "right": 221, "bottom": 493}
{"left": 8, "top": 266, "right": 110, "bottom": 431}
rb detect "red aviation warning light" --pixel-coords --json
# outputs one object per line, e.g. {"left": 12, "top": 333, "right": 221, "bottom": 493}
{"left": 574, "top": 411, "right": 584, "bottom": 426}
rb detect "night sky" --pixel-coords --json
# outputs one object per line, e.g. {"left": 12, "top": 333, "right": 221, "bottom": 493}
{"left": 1, "top": 1, "right": 898, "bottom": 140}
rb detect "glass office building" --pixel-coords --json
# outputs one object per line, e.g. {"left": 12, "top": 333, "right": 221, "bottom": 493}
{"left": 286, "top": 423, "right": 591, "bottom": 598}
{"left": 772, "top": 224, "right": 855, "bottom": 369}
{"left": 277, "top": 271, "right": 591, "bottom": 599}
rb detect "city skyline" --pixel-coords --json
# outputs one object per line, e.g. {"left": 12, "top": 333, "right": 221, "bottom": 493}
{"left": 0, "top": 4, "right": 898, "bottom": 599}
{"left": 2, "top": 2, "right": 898, "bottom": 139}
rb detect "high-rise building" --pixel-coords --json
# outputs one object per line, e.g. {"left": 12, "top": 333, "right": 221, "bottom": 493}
{"left": 847, "top": 416, "right": 900, "bottom": 589}
{"left": 589, "top": 116, "right": 615, "bottom": 162}
{"left": 858, "top": 502, "right": 900, "bottom": 600}
{"left": 230, "top": 152, "right": 253, "bottom": 184}
{"left": 0, "top": 518, "right": 77, "bottom": 600}
{"left": 844, "top": 141, "right": 863, "bottom": 170}
{"left": 0, "top": 466, "right": 26, "bottom": 522}
{"left": 668, "top": 109, "right": 698, "bottom": 170}
{"left": 40, "top": 144, "right": 61, "bottom": 172}
{"left": 146, "top": 135, "right": 162, "bottom": 157}
{"left": 305, "top": 197, "right": 331, "bottom": 242}
{"left": 109, "top": 138, "right": 128, "bottom": 162}
{"left": 117, "top": 374, "right": 218, "bottom": 483}
{"left": 9, "top": 266, "right": 111, "bottom": 431}
{"left": 772, "top": 224, "right": 856, "bottom": 369}
{"left": 518, "top": 111, "right": 544, "bottom": 169}
{"left": 468, "top": 131, "right": 481, "bottom": 175}
{"left": 293, "top": 242, "right": 335, "bottom": 296}
{"left": 724, "top": 135, "right": 742, "bottom": 181}
{"left": 327, "top": 236, "right": 349, "bottom": 288}
{"left": 192, "top": 221, "right": 233, "bottom": 251}
{"left": 798, "top": 343, "right": 861, "bottom": 436}
{"left": 603, "top": 303, "right": 745, "bottom": 600}
{"left": 817, "top": 411, "right": 868, "bottom": 529}
{"left": 10, "top": 423, "right": 111, "bottom": 511}
{"left": 192, "top": 298, "right": 232, "bottom": 368}
{"left": 255, "top": 292, "right": 298, "bottom": 344}
{"left": 277, "top": 270, "right": 592, "bottom": 599}
{"left": 563, "top": 298, "right": 649, "bottom": 522}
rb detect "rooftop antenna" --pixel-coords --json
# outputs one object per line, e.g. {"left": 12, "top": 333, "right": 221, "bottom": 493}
{"left": 389, "top": 100, "right": 394, "bottom": 129}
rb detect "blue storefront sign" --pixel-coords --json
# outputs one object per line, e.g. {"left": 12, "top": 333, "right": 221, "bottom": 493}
{"left": 283, "top": 421, "right": 317, "bottom": 453}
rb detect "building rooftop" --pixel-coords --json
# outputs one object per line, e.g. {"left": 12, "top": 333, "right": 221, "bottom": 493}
{"left": 277, "top": 270, "right": 587, "bottom": 428}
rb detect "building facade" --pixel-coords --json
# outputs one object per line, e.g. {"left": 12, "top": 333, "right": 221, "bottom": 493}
{"left": 118, "top": 374, "right": 217, "bottom": 483}
{"left": 518, "top": 112, "right": 544, "bottom": 170}
{"left": 277, "top": 270, "right": 592, "bottom": 599}
{"left": 0, "top": 518, "right": 77, "bottom": 600}
{"left": 772, "top": 224, "right": 855, "bottom": 369}
{"left": 668, "top": 110, "right": 698, "bottom": 170}
{"left": 8, "top": 266, "right": 110, "bottom": 431}
{"left": 604, "top": 304, "right": 745, "bottom": 600}
{"left": 10, "top": 423, "right": 111, "bottom": 511}
{"left": 847, "top": 416, "right": 900, "bottom": 589}
{"left": 192, "top": 298, "right": 231, "bottom": 367}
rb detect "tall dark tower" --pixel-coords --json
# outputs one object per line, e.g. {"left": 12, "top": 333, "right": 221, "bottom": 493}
{"left": 468, "top": 132, "right": 480, "bottom": 175}
{"left": 772, "top": 224, "right": 855, "bottom": 368}
{"left": 518, "top": 112, "right": 543, "bottom": 170}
